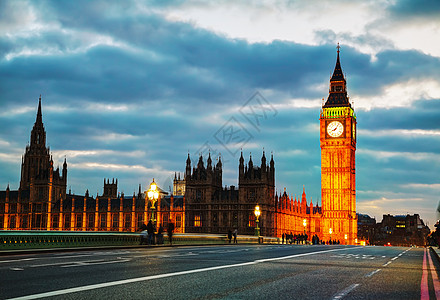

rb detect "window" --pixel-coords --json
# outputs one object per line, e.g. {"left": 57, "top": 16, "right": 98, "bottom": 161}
{"left": 137, "top": 214, "right": 144, "bottom": 229}
{"left": 76, "top": 215, "right": 82, "bottom": 229}
{"left": 196, "top": 190, "right": 202, "bottom": 202}
{"left": 88, "top": 214, "right": 94, "bottom": 229}
{"left": 0, "top": 216, "right": 3, "bottom": 229}
{"left": 162, "top": 214, "right": 169, "bottom": 229}
{"left": 21, "top": 216, "right": 28, "bottom": 229}
{"left": 9, "top": 216, "right": 16, "bottom": 229}
{"left": 124, "top": 214, "right": 131, "bottom": 229}
{"left": 176, "top": 215, "right": 181, "bottom": 228}
{"left": 213, "top": 213, "right": 218, "bottom": 227}
{"left": 38, "top": 188, "right": 45, "bottom": 200}
{"left": 100, "top": 215, "right": 106, "bottom": 229}
{"left": 248, "top": 214, "right": 255, "bottom": 227}
{"left": 194, "top": 214, "right": 201, "bottom": 227}
{"left": 52, "top": 215, "right": 59, "bottom": 229}
{"left": 112, "top": 215, "right": 119, "bottom": 229}
{"left": 9, "top": 204, "right": 17, "bottom": 213}
{"left": 233, "top": 212, "right": 238, "bottom": 228}
{"left": 64, "top": 215, "right": 71, "bottom": 229}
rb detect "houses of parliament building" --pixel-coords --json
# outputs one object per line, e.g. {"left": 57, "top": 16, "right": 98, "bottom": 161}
{"left": 0, "top": 48, "right": 357, "bottom": 243}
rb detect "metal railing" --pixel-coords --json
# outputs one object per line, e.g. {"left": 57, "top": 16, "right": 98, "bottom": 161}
{"left": 0, "top": 231, "right": 280, "bottom": 251}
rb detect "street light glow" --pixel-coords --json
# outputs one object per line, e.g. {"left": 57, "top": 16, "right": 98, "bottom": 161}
{"left": 254, "top": 205, "right": 261, "bottom": 237}
{"left": 254, "top": 205, "right": 260, "bottom": 218}
{"left": 147, "top": 178, "right": 160, "bottom": 223}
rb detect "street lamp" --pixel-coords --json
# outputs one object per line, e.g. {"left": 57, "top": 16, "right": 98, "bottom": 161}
{"left": 254, "top": 205, "right": 261, "bottom": 236}
{"left": 147, "top": 178, "right": 159, "bottom": 225}
{"left": 329, "top": 227, "right": 333, "bottom": 243}
{"left": 344, "top": 234, "right": 348, "bottom": 245}
{"left": 303, "top": 219, "right": 307, "bottom": 244}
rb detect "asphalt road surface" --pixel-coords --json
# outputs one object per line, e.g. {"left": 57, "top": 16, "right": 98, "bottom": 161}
{"left": 0, "top": 244, "right": 438, "bottom": 299}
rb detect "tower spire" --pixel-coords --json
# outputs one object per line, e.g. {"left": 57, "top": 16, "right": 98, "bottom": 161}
{"left": 36, "top": 95, "right": 42, "bottom": 124}
{"left": 324, "top": 44, "right": 350, "bottom": 108}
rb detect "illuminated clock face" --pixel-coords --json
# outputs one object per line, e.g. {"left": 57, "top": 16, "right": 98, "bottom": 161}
{"left": 327, "top": 121, "right": 344, "bottom": 137}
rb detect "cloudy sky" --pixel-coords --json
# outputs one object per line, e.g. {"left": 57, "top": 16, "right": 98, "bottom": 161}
{"left": 1, "top": 0, "right": 439, "bottom": 228}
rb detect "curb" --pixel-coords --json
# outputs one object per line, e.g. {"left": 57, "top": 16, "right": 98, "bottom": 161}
{"left": 429, "top": 246, "right": 440, "bottom": 263}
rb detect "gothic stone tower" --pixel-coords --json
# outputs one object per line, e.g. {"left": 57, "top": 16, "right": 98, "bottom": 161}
{"left": 320, "top": 47, "right": 357, "bottom": 244}
{"left": 20, "top": 96, "right": 67, "bottom": 229}
{"left": 238, "top": 151, "right": 275, "bottom": 236}
{"left": 184, "top": 153, "right": 223, "bottom": 232}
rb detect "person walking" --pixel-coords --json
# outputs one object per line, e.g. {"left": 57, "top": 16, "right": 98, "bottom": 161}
{"left": 282, "top": 233, "right": 285, "bottom": 244}
{"left": 139, "top": 223, "right": 147, "bottom": 245}
{"left": 158, "top": 225, "right": 164, "bottom": 245}
{"left": 233, "top": 229, "right": 238, "bottom": 244}
{"left": 167, "top": 220, "right": 175, "bottom": 246}
{"left": 227, "top": 229, "right": 232, "bottom": 243}
{"left": 147, "top": 220, "right": 155, "bottom": 245}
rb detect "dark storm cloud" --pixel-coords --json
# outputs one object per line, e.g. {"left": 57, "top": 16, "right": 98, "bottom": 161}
{"left": 360, "top": 99, "right": 440, "bottom": 131}
{"left": 388, "top": 0, "right": 440, "bottom": 17}
{"left": 2, "top": 1, "right": 440, "bottom": 112}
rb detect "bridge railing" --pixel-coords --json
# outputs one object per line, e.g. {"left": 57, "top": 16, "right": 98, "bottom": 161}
{"left": 0, "top": 231, "right": 280, "bottom": 251}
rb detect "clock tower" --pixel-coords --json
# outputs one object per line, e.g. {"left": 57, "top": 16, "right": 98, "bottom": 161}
{"left": 320, "top": 45, "right": 357, "bottom": 244}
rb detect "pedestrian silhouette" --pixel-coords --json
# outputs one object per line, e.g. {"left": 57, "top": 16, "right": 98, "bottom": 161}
{"left": 147, "top": 220, "right": 155, "bottom": 245}
{"left": 168, "top": 221, "right": 175, "bottom": 246}
{"left": 139, "top": 223, "right": 147, "bottom": 245}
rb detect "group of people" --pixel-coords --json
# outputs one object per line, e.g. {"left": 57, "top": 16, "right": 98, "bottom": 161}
{"left": 227, "top": 229, "right": 238, "bottom": 244}
{"left": 139, "top": 220, "right": 175, "bottom": 246}
{"left": 281, "top": 232, "right": 341, "bottom": 245}
{"left": 282, "top": 232, "right": 309, "bottom": 244}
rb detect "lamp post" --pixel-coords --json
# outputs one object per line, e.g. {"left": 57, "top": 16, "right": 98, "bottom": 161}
{"left": 329, "top": 227, "right": 333, "bottom": 243}
{"left": 254, "top": 205, "right": 261, "bottom": 237}
{"left": 303, "top": 219, "right": 307, "bottom": 244}
{"left": 147, "top": 179, "right": 159, "bottom": 225}
{"left": 344, "top": 234, "right": 348, "bottom": 245}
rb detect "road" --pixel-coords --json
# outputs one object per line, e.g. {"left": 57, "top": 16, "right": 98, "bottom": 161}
{"left": 0, "top": 244, "right": 438, "bottom": 299}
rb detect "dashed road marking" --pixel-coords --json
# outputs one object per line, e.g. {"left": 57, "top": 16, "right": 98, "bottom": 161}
{"left": 365, "top": 269, "right": 381, "bottom": 278}
{"left": 332, "top": 283, "right": 360, "bottom": 299}
{"left": 383, "top": 261, "right": 392, "bottom": 267}
{"left": 0, "top": 258, "right": 37, "bottom": 264}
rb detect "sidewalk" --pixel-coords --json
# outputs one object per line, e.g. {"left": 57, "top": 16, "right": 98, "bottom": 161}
{"left": 431, "top": 246, "right": 440, "bottom": 262}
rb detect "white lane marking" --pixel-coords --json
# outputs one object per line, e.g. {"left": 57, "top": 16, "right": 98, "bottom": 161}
{"left": 332, "top": 283, "right": 360, "bottom": 299}
{"left": 0, "top": 258, "right": 38, "bottom": 264}
{"left": 365, "top": 269, "right": 381, "bottom": 278}
{"left": 6, "top": 247, "right": 355, "bottom": 300}
{"left": 52, "top": 255, "right": 94, "bottom": 259}
{"left": 383, "top": 261, "right": 392, "bottom": 267}
{"left": 61, "top": 259, "right": 131, "bottom": 268}
{"left": 29, "top": 260, "right": 105, "bottom": 268}
{"left": 10, "top": 268, "right": 24, "bottom": 271}
{"left": 391, "top": 257, "right": 398, "bottom": 261}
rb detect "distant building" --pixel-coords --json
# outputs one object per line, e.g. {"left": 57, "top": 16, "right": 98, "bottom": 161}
{"left": 372, "top": 214, "right": 430, "bottom": 246}
{"left": 357, "top": 213, "right": 376, "bottom": 243}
